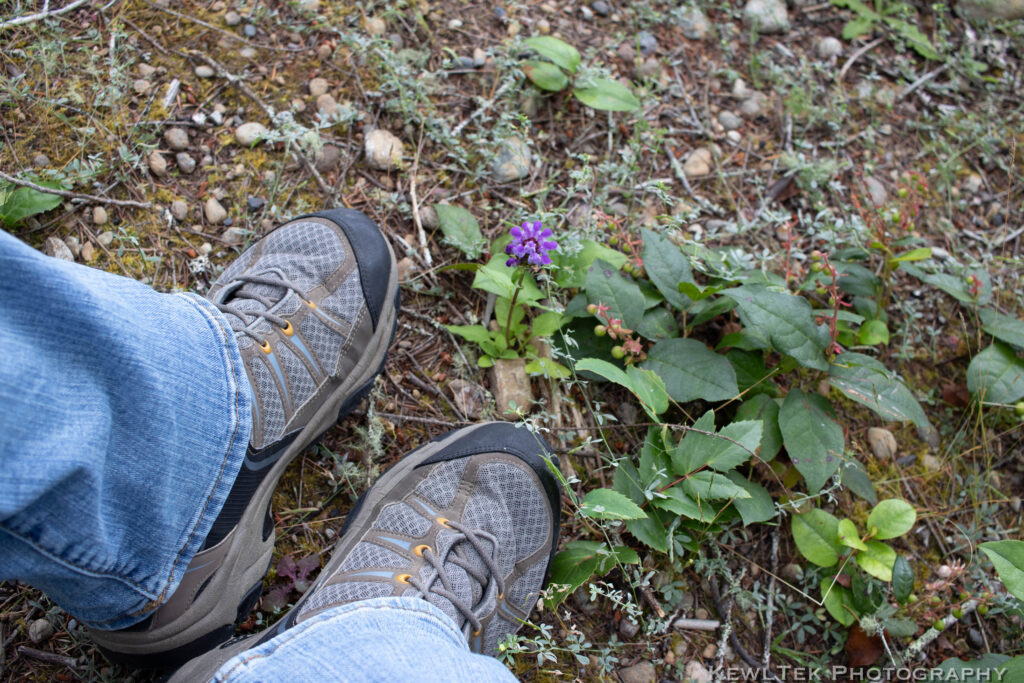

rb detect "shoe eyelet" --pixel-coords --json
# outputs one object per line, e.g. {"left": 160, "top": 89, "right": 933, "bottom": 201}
{"left": 305, "top": 299, "right": 317, "bottom": 309}
{"left": 260, "top": 340, "right": 272, "bottom": 353}
{"left": 473, "top": 629, "right": 481, "bottom": 637}
{"left": 396, "top": 574, "right": 412, "bottom": 584}
{"left": 497, "top": 593, "right": 504, "bottom": 601}
{"left": 413, "top": 544, "right": 431, "bottom": 557}
{"left": 436, "top": 517, "right": 453, "bottom": 529}
{"left": 281, "top": 320, "right": 294, "bottom": 336}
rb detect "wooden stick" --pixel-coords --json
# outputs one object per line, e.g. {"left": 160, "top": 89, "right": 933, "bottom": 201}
{"left": 0, "top": 170, "right": 154, "bottom": 209}
{"left": 0, "top": 0, "right": 89, "bottom": 30}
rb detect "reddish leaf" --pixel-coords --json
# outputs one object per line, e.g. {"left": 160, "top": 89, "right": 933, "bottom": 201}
{"left": 276, "top": 554, "right": 298, "bottom": 581}
{"left": 941, "top": 383, "right": 970, "bottom": 407}
{"left": 845, "top": 623, "right": 883, "bottom": 667}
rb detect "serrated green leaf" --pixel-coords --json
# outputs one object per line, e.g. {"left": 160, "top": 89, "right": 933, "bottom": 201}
{"left": 858, "top": 319, "right": 890, "bottom": 346}
{"left": 546, "top": 541, "right": 603, "bottom": 605}
{"left": 641, "top": 228, "right": 693, "bottom": 309}
{"left": 828, "top": 352, "right": 933, "bottom": 438}
{"left": 735, "top": 394, "right": 782, "bottom": 461}
{"left": 980, "top": 540, "right": 1024, "bottom": 603}
{"left": 573, "top": 79, "right": 641, "bottom": 112}
{"left": 677, "top": 281, "right": 723, "bottom": 302}
{"left": 725, "top": 471, "right": 775, "bottom": 525}
{"left": 579, "top": 488, "right": 646, "bottom": 520}
{"left": 838, "top": 518, "right": 868, "bottom": 551}
{"left": 792, "top": 509, "right": 842, "bottom": 567}
{"left": 530, "top": 311, "right": 564, "bottom": 339}
{"left": 867, "top": 498, "right": 916, "bottom": 539}
{"left": 641, "top": 338, "right": 738, "bottom": 403}
{"left": 724, "top": 285, "right": 829, "bottom": 371}
{"left": 434, "top": 204, "right": 485, "bottom": 258}
{"left": 625, "top": 509, "right": 669, "bottom": 552}
{"left": 967, "top": 343, "right": 1024, "bottom": 404}
{"left": 858, "top": 540, "right": 896, "bottom": 582}
{"left": 523, "top": 36, "right": 580, "bottom": 74}
{"left": 522, "top": 59, "right": 569, "bottom": 91}
{"left": 653, "top": 486, "right": 708, "bottom": 521}
{"left": 979, "top": 308, "right": 1024, "bottom": 350}
{"left": 892, "top": 555, "right": 914, "bottom": 603}
{"left": 585, "top": 259, "right": 645, "bottom": 331}
{"left": 779, "top": 389, "right": 845, "bottom": 494}
{"left": 639, "top": 427, "right": 672, "bottom": 488}
{"left": 682, "top": 470, "right": 750, "bottom": 501}
{"left": 820, "top": 577, "right": 857, "bottom": 626}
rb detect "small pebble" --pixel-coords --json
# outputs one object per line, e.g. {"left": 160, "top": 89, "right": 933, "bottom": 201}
{"left": 718, "top": 110, "right": 743, "bottom": 131}
{"left": 28, "top": 619, "right": 54, "bottom": 645}
{"left": 580, "top": 5, "right": 593, "bottom": 19}
{"left": 592, "top": 0, "right": 610, "bottom": 17}
{"left": 743, "top": 0, "right": 790, "bottom": 34}
{"left": 164, "top": 127, "right": 189, "bottom": 151}
{"left": 176, "top": 152, "right": 196, "bottom": 174}
{"left": 364, "top": 128, "right": 404, "bottom": 170}
{"left": 222, "top": 226, "right": 247, "bottom": 245}
{"left": 316, "top": 93, "right": 338, "bottom": 117}
{"left": 45, "top": 236, "right": 74, "bottom": 261}
{"left": 92, "top": 206, "right": 108, "bottom": 225}
{"left": 239, "top": 47, "right": 256, "bottom": 60}
{"left": 637, "top": 31, "right": 658, "bottom": 56}
{"left": 679, "top": 8, "right": 710, "bottom": 40}
{"left": 243, "top": 24, "right": 256, "bottom": 38}
{"left": 246, "top": 196, "right": 266, "bottom": 212}
{"left": 133, "top": 78, "right": 151, "bottom": 94}
{"left": 97, "top": 231, "right": 115, "bottom": 247}
{"left": 148, "top": 150, "right": 168, "bottom": 177}
{"left": 194, "top": 65, "right": 216, "bottom": 78}
{"left": 364, "top": 16, "right": 386, "bottom": 36}
{"left": 702, "top": 642, "right": 717, "bottom": 659}
{"left": 204, "top": 197, "right": 227, "bottom": 225}
{"left": 224, "top": 10, "right": 241, "bottom": 26}
{"left": 619, "top": 617, "right": 640, "bottom": 639}
{"left": 234, "top": 121, "right": 268, "bottom": 146}
{"left": 818, "top": 36, "right": 843, "bottom": 59}
{"left": 493, "top": 6, "right": 507, "bottom": 19}
{"left": 418, "top": 205, "right": 439, "bottom": 229}
{"left": 308, "top": 77, "right": 329, "bottom": 97}
{"left": 170, "top": 200, "right": 188, "bottom": 221}
{"left": 32, "top": 153, "right": 50, "bottom": 167}
{"left": 81, "top": 242, "right": 95, "bottom": 261}
{"left": 316, "top": 43, "right": 333, "bottom": 59}
{"left": 64, "top": 236, "right": 80, "bottom": 258}
{"left": 683, "top": 147, "right": 712, "bottom": 177}
{"left": 138, "top": 63, "right": 157, "bottom": 77}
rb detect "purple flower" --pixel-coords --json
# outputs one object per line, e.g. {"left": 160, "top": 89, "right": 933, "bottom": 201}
{"left": 504, "top": 220, "right": 558, "bottom": 268}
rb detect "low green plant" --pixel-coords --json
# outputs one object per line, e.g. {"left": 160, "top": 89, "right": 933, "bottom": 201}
{"left": 519, "top": 36, "right": 641, "bottom": 112}
{"left": 831, "top": 0, "right": 941, "bottom": 60}
{"left": 0, "top": 179, "right": 62, "bottom": 227}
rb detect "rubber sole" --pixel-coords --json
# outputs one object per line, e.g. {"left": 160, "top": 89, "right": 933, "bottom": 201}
{"left": 91, "top": 241, "right": 400, "bottom": 670}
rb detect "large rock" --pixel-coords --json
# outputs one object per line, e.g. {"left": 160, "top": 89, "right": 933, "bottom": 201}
{"left": 743, "top": 0, "right": 790, "bottom": 34}
{"left": 491, "top": 138, "right": 531, "bottom": 182}
{"left": 959, "top": 0, "right": 1024, "bottom": 20}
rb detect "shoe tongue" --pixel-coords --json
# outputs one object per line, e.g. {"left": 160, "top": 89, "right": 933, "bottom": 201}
{"left": 411, "top": 528, "right": 495, "bottom": 632}
{"left": 220, "top": 273, "right": 301, "bottom": 343}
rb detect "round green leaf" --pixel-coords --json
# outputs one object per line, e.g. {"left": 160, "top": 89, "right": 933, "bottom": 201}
{"left": 791, "top": 509, "right": 842, "bottom": 567}
{"left": 522, "top": 60, "right": 569, "bottom": 91}
{"left": 858, "top": 540, "right": 896, "bottom": 582}
{"left": 820, "top": 577, "right": 857, "bottom": 626}
{"left": 838, "top": 518, "right": 868, "bottom": 551}
{"left": 867, "top": 498, "right": 916, "bottom": 540}
{"left": 573, "top": 79, "right": 641, "bottom": 112}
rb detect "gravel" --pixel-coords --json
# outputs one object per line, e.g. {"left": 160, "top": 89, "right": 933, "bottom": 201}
{"left": 164, "top": 127, "right": 189, "bottom": 151}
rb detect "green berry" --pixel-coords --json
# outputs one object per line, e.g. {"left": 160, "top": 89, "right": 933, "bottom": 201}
{"left": 810, "top": 250, "right": 823, "bottom": 261}
{"left": 933, "top": 619, "right": 946, "bottom": 631}
{"left": 609, "top": 235, "right": 619, "bottom": 247}
{"left": 952, "top": 608, "right": 963, "bottom": 619}
{"left": 898, "top": 187, "right": 909, "bottom": 198}
{"left": 623, "top": 262, "right": 634, "bottom": 274}
{"left": 959, "top": 591, "right": 969, "bottom": 601}
{"left": 977, "top": 605, "right": 989, "bottom": 616}
{"left": 611, "top": 345, "right": 625, "bottom": 359}
{"left": 1014, "top": 401, "right": 1024, "bottom": 417}
{"left": 586, "top": 303, "right": 598, "bottom": 315}
{"left": 815, "top": 286, "right": 828, "bottom": 296}
{"left": 594, "top": 325, "right": 607, "bottom": 337}
{"left": 811, "top": 262, "right": 824, "bottom": 273}
{"left": 930, "top": 595, "right": 941, "bottom": 605}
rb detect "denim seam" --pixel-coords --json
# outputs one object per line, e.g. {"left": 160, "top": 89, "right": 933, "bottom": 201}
{"left": 215, "top": 601, "right": 466, "bottom": 679}
{"left": 133, "top": 294, "right": 246, "bottom": 618}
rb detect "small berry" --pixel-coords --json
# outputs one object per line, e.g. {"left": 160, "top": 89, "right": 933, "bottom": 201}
{"left": 959, "top": 591, "right": 969, "bottom": 601}
{"left": 623, "top": 262, "right": 634, "bottom": 274}
{"left": 594, "top": 325, "right": 607, "bottom": 337}
{"left": 1014, "top": 401, "right": 1024, "bottom": 417}
{"left": 952, "top": 608, "right": 963, "bottom": 619}
{"left": 609, "top": 235, "right": 619, "bottom": 247}
{"left": 933, "top": 619, "right": 946, "bottom": 631}
{"left": 898, "top": 187, "right": 909, "bottom": 198}
{"left": 811, "top": 262, "right": 824, "bottom": 273}
{"left": 815, "top": 286, "right": 828, "bottom": 296}
{"left": 611, "top": 345, "right": 625, "bottom": 359}
{"left": 586, "top": 303, "right": 598, "bottom": 315}
{"left": 810, "top": 250, "right": 823, "bottom": 261}
{"left": 977, "top": 605, "right": 989, "bottom": 616}
{"left": 937, "top": 565, "right": 952, "bottom": 579}
{"left": 930, "top": 595, "right": 941, "bottom": 605}
{"left": 828, "top": 296, "right": 837, "bottom": 307}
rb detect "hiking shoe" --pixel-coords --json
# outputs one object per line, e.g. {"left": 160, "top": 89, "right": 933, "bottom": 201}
{"left": 88, "top": 208, "right": 399, "bottom": 668}
{"left": 168, "top": 422, "right": 561, "bottom": 682}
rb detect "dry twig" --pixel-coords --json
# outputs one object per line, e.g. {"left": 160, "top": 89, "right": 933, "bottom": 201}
{"left": 0, "top": 170, "right": 154, "bottom": 210}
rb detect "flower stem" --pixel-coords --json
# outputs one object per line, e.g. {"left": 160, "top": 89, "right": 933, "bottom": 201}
{"left": 505, "top": 269, "right": 527, "bottom": 349}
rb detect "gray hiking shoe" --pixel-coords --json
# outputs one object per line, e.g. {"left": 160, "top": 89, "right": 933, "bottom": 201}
{"left": 169, "top": 422, "right": 561, "bottom": 682}
{"left": 89, "top": 209, "right": 399, "bottom": 668}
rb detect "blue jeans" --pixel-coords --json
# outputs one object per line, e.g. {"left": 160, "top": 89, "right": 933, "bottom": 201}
{"left": 0, "top": 231, "right": 514, "bottom": 681}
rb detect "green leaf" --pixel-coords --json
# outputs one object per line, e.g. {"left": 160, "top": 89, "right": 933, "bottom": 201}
{"left": 867, "top": 499, "right": 916, "bottom": 539}
{"left": 828, "top": 352, "right": 933, "bottom": 436}
{"left": 820, "top": 577, "right": 857, "bottom": 626}
{"left": 725, "top": 471, "right": 775, "bottom": 525}
{"left": 654, "top": 486, "right": 708, "bottom": 521}
{"left": 900, "top": 263, "right": 991, "bottom": 305}
{"left": 626, "top": 365, "right": 670, "bottom": 417}
{"left": 641, "top": 338, "right": 739, "bottom": 403}
{"left": 579, "top": 488, "right": 646, "bottom": 520}
{"left": 779, "top": 389, "right": 845, "bottom": 494}
{"left": 734, "top": 394, "right": 782, "bottom": 461}
{"left": 891, "top": 247, "right": 932, "bottom": 263}
{"left": 636, "top": 307, "right": 678, "bottom": 341}
{"left": 931, "top": 655, "right": 1015, "bottom": 682}
{"left": 792, "top": 509, "right": 842, "bottom": 567}
{"left": 0, "top": 183, "right": 63, "bottom": 227}
{"left": 967, "top": 343, "right": 1024, "bottom": 404}
{"left": 522, "top": 60, "right": 569, "bottom": 91}
{"left": 641, "top": 228, "right": 693, "bottom": 309}
{"left": 573, "top": 79, "right": 641, "bottom": 112}
{"left": 672, "top": 412, "right": 762, "bottom": 475}
{"left": 724, "top": 285, "right": 829, "bottom": 371}
{"left": 625, "top": 509, "right": 670, "bottom": 552}
{"left": 522, "top": 36, "right": 580, "bottom": 74}
{"left": 434, "top": 205, "right": 485, "bottom": 259}
{"left": 677, "top": 281, "right": 723, "bottom": 302}
{"left": 979, "top": 309, "right": 1024, "bottom": 350}
{"left": 445, "top": 324, "right": 493, "bottom": 345}
{"left": 546, "top": 541, "right": 604, "bottom": 605}
{"left": 585, "top": 259, "right": 645, "bottom": 331}
{"left": 858, "top": 319, "right": 890, "bottom": 346}
{"left": 892, "top": 555, "right": 914, "bottom": 603}
{"left": 681, "top": 470, "right": 750, "bottom": 501}
{"left": 838, "top": 518, "right": 868, "bottom": 551}
{"left": 840, "top": 459, "right": 877, "bottom": 504}
{"left": 842, "top": 16, "right": 875, "bottom": 40}
{"left": 551, "top": 239, "right": 627, "bottom": 289}
{"left": 639, "top": 427, "right": 672, "bottom": 488}
{"left": 858, "top": 540, "right": 896, "bottom": 582}
{"left": 980, "top": 540, "right": 1024, "bottom": 603}
{"left": 607, "top": 545, "right": 640, "bottom": 566}
{"left": 727, "top": 349, "right": 775, "bottom": 396}
{"left": 524, "top": 357, "right": 571, "bottom": 379}
{"left": 530, "top": 311, "right": 564, "bottom": 339}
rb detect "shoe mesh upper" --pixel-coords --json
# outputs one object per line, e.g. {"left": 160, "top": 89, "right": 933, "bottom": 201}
{"left": 414, "top": 459, "right": 468, "bottom": 508}
{"left": 373, "top": 501, "right": 431, "bottom": 536}
{"left": 299, "top": 313, "right": 340, "bottom": 372}
{"left": 274, "top": 342, "right": 317, "bottom": 410}
{"left": 338, "top": 542, "right": 407, "bottom": 573}
{"left": 300, "top": 581, "right": 392, "bottom": 615}
{"left": 248, "top": 357, "right": 286, "bottom": 443}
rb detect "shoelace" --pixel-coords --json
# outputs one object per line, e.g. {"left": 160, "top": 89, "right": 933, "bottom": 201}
{"left": 214, "top": 274, "right": 312, "bottom": 345}
{"left": 407, "top": 519, "right": 505, "bottom": 637}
